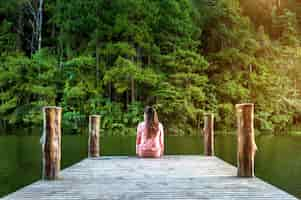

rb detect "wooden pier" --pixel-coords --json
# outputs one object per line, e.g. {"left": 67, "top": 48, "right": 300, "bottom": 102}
{"left": 2, "top": 105, "right": 297, "bottom": 199}
{"left": 1, "top": 155, "right": 297, "bottom": 200}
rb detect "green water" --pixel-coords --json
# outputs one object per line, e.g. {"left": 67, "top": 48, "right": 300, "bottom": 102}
{"left": 0, "top": 135, "right": 300, "bottom": 199}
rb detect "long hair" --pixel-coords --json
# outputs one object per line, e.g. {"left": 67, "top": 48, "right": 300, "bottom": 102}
{"left": 144, "top": 106, "right": 159, "bottom": 139}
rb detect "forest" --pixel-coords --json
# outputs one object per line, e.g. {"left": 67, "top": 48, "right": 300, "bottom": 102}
{"left": 0, "top": 0, "right": 301, "bottom": 135}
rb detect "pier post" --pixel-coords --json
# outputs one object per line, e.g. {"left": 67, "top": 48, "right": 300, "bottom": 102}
{"left": 236, "top": 103, "right": 257, "bottom": 177}
{"left": 88, "top": 115, "right": 100, "bottom": 157}
{"left": 203, "top": 113, "right": 214, "bottom": 156}
{"left": 42, "top": 106, "right": 62, "bottom": 180}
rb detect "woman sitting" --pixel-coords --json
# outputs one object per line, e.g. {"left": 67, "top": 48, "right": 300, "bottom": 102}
{"left": 136, "top": 106, "right": 164, "bottom": 158}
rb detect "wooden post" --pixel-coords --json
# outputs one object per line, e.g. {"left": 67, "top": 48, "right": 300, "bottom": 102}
{"left": 88, "top": 115, "right": 100, "bottom": 157}
{"left": 203, "top": 113, "right": 214, "bottom": 156}
{"left": 236, "top": 103, "right": 257, "bottom": 177}
{"left": 42, "top": 106, "right": 62, "bottom": 180}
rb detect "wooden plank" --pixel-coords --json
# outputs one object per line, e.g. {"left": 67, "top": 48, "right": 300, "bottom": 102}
{"left": 1, "top": 156, "right": 297, "bottom": 200}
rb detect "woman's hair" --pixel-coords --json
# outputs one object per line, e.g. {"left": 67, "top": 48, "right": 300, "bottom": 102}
{"left": 144, "top": 106, "right": 159, "bottom": 139}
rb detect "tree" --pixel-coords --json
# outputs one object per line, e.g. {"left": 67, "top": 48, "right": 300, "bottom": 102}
{"left": 155, "top": 50, "right": 209, "bottom": 134}
{"left": 155, "top": 0, "right": 199, "bottom": 53}
{"left": 0, "top": 49, "right": 57, "bottom": 126}
{"left": 0, "top": 0, "right": 300, "bottom": 134}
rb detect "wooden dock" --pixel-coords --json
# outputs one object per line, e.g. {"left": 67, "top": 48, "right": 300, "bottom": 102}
{"left": 1, "top": 155, "right": 297, "bottom": 200}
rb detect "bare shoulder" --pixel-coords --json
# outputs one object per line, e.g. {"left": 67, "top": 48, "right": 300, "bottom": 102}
{"left": 159, "top": 122, "right": 164, "bottom": 129}
{"left": 138, "top": 121, "right": 145, "bottom": 129}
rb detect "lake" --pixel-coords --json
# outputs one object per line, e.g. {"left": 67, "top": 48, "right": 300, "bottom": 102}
{"left": 0, "top": 134, "right": 300, "bottom": 199}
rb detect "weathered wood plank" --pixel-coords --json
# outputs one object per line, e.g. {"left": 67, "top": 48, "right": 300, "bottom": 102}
{"left": 1, "top": 156, "right": 297, "bottom": 200}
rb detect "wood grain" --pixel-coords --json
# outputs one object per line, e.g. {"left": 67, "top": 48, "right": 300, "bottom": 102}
{"left": 88, "top": 115, "right": 100, "bottom": 157}
{"left": 236, "top": 103, "right": 257, "bottom": 177}
{"left": 42, "top": 106, "right": 62, "bottom": 180}
{"left": 203, "top": 113, "right": 214, "bottom": 156}
{"left": 2, "top": 156, "right": 297, "bottom": 200}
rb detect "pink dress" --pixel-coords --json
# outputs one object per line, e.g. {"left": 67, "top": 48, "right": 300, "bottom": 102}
{"left": 136, "top": 122, "right": 164, "bottom": 158}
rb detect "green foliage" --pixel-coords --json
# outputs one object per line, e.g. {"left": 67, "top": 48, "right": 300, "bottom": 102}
{"left": 62, "top": 111, "right": 86, "bottom": 134}
{"left": 0, "top": 49, "right": 57, "bottom": 125}
{"left": 272, "top": 8, "right": 300, "bottom": 46}
{"left": 0, "top": 20, "right": 16, "bottom": 53}
{"left": 96, "top": 101, "right": 143, "bottom": 136}
{"left": 155, "top": 0, "right": 199, "bottom": 53}
{"left": 0, "top": 0, "right": 300, "bottom": 134}
{"left": 61, "top": 55, "right": 103, "bottom": 118}
{"left": 104, "top": 56, "right": 160, "bottom": 94}
{"left": 154, "top": 50, "right": 209, "bottom": 135}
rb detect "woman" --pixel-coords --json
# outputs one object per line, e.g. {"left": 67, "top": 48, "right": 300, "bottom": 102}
{"left": 136, "top": 106, "right": 164, "bottom": 158}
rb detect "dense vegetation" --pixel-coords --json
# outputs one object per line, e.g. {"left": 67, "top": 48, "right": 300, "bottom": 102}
{"left": 0, "top": 0, "right": 300, "bottom": 135}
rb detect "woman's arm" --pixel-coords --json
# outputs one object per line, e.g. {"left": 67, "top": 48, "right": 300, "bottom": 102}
{"left": 160, "top": 123, "right": 164, "bottom": 156}
{"left": 136, "top": 123, "right": 142, "bottom": 155}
